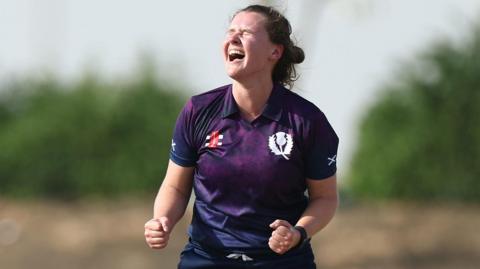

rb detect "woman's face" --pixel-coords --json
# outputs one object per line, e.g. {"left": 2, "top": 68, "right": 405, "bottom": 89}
{"left": 223, "top": 11, "right": 282, "bottom": 82}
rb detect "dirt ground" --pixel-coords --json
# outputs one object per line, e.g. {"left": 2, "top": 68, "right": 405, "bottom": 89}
{"left": 0, "top": 198, "right": 479, "bottom": 269}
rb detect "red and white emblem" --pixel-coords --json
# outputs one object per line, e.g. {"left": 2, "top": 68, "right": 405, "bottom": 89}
{"left": 205, "top": 131, "right": 223, "bottom": 148}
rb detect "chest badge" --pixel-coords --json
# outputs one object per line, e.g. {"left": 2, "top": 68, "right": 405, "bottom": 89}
{"left": 205, "top": 130, "right": 223, "bottom": 148}
{"left": 268, "top": 131, "right": 293, "bottom": 160}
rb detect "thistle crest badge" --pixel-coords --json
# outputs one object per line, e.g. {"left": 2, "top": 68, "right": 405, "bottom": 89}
{"left": 268, "top": 131, "right": 293, "bottom": 160}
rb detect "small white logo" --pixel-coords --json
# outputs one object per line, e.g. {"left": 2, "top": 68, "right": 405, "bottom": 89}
{"left": 327, "top": 155, "right": 337, "bottom": 166}
{"left": 268, "top": 131, "right": 293, "bottom": 160}
{"left": 171, "top": 140, "right": 176, "bottom": 151}
{"left": 226, "top": 253, "right": 253, "bottom": 262}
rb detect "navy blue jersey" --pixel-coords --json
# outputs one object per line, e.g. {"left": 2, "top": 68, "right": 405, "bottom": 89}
{"left": 170, "top": 84, "right": 338, "bottom": 250}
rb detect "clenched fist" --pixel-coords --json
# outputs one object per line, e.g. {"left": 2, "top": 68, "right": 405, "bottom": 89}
{"left": 144, "top": 217, "right": 171, "bottom": 249}
{"left": 268, "top": 219, "right": 301, "bottom": 255}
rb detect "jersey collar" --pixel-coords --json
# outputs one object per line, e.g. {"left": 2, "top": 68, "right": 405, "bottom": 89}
{"left": 222, "top": 83, "right": 285, "bottom": 122}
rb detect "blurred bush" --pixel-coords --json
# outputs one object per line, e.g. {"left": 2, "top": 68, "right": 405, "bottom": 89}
{"left": 0, "top": 63, "right": 186, "bottom": 199}
{"left": 348, "top": 24, "right": 480, "bottom": 202}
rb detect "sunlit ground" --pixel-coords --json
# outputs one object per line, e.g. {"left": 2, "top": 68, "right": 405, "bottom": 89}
{"left": 1, "top": 198, "right": 479, "bottom": 269}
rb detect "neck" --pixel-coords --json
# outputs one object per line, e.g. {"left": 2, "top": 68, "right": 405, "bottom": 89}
{"left": 232, "top": 77, "right": 273, "bottom": 122}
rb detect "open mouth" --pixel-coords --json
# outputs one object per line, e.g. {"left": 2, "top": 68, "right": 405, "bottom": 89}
{"left": 228, "top": 49, "right": 245, "bottom": 62}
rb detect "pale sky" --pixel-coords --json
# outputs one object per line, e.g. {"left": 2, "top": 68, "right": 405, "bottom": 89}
{"left": 1, "top": 0, "right": 479, "bottom": 177}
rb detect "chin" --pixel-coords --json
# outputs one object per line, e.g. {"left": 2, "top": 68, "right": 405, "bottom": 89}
{"left": 225, "top": 66, "right": 241, "bottom": 79}
{"left": 226, "top": 72, "right": 240, "bottom": 81}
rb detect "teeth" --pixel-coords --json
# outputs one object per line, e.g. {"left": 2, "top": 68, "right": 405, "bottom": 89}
{"left": 228, "top": 49, "right": 245, "bottom": 56}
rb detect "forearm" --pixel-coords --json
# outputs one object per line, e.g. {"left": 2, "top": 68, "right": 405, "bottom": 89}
{"left": 153, "top": 182, "right": 191, "bottom": 228}
{"left": 295, "top": 195, "right": 338, "bottom": 238}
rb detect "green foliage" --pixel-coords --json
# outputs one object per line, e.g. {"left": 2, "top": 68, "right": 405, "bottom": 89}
{"left": 348, "top": 24, "right": 480, "bottom": 202}
{"left": 0, "top": 67, "right": 186, "bottom": 199}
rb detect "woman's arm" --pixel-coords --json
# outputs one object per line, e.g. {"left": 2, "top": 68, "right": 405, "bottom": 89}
{"left": 269, "top": 174, "right": 338, "bottom": 254}
{"left": 296, "top": 174, "right": 338, "bottom": 237}
{"left": 153, "top": 160, "right": 194, "bottom": 224}
{"left": 145, "top": 160, "right": 194, "bottom": 249}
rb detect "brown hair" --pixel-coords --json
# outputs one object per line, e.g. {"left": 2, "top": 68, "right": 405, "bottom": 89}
{"left": 235, "top": 5, "right": 305, "bottom": 88}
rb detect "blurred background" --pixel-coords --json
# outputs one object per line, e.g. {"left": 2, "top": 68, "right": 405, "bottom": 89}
{"left": 1, "top": 0, "right": 479, "bottom": 268}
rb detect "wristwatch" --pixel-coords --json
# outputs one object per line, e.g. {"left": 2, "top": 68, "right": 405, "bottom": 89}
{"left": 293, "top": 226, "right": 309, "bottom": 249}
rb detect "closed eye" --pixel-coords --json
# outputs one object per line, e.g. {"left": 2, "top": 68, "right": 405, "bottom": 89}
{"left": 226, "top": 28, "right": 255, "bottom": 37}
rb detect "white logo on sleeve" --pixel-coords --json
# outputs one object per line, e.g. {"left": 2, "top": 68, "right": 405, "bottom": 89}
{"left": 268, "top": 131, "right": 293, "bottom": 160}
{"left": 171, "top": 140, "right": 176, "bottom": 151}
{"left": 327, "top": 155, "right": 337, "bottom": 166}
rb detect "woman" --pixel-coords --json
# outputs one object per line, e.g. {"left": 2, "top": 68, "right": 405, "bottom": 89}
{"left": 144, "top": 5, "right": 339, "bottom": 269}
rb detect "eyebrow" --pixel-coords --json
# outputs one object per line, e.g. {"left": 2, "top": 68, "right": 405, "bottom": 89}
{"left": 227, "top": 27, "right": 255, "bottom": 34}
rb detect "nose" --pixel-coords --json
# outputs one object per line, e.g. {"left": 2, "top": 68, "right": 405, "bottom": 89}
{"left": 226, "top": 31, "right": 241, "bottom": 46}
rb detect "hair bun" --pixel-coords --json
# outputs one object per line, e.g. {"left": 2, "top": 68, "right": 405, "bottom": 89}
{"left": 291, "top": 46, "right": 305, "bottom": 64}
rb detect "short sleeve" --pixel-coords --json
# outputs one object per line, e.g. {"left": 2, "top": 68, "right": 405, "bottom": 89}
{"left": 305, "top": 112, "right": 339, "bottom": 180}
{"left": 170, "top": 99, "right": 198, "bottom": 167}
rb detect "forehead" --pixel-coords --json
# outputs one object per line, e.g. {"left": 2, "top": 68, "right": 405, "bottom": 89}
{"left": 229, "top": 11, "right": 267, "bottom": 31}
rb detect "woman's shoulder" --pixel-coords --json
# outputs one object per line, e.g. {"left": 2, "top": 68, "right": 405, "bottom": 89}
{"left": 282, "top": 88, "right": 337, "bottom": 139}
{"left": 185, "top": 85, "right": 230, "bottom": 114}
{"left": 282, "top": 88, "right": 326, "bottom": 121}
{"left": 190, "top": 84, "right": 231, "bottom": 103}
{"left": 188, "top": 84, "right": 231, "bottom": 108}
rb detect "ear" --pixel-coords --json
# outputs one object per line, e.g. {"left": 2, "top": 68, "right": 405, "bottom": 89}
{"left": 270, "top": 44, "right": 284, "bottom": 61}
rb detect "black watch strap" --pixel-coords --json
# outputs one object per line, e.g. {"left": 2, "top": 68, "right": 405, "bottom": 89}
{"left": 293, "top": 226, "right": 309, "bottom": 248}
